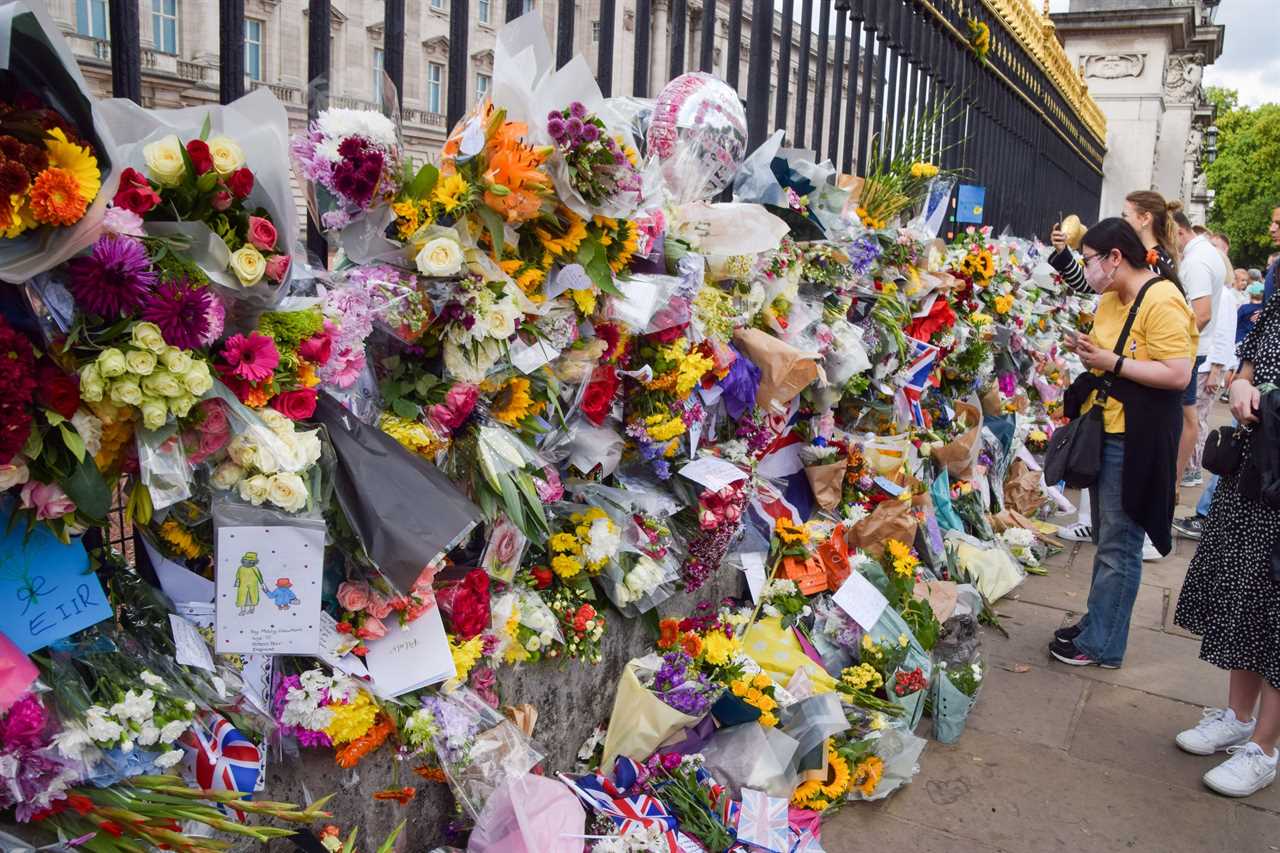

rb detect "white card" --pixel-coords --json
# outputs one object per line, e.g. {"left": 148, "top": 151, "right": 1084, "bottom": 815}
{"left": 509, "top": 338, "right": 560, "bottom": 374}
{"left": 363, "top": 605, "right": 455, "bottom": 698}
{"left": 177, "top": 602, "right": 274, "bottom": 714}
{"left": 741, "top": 551, "right": 768, "bottom": 603}
{"left": 316, "top": 611, "right": 371, "bottom": 679}
{"left": 145, "top": 537, "right": 214, "bottom": 603}
{"left": 215, "top": 524, "right": 323, "bottom": 655}
{"left": 831, "top": 570, "right": 889, "bottom": 631}
{"left": 608, "top": 278, "right": 661, "bottom": 329}
{"left": 679, "top": 456, "right": 748, "bottom": 491}
{"left": 169, "top": 613, "right": 216, "bottom": 672}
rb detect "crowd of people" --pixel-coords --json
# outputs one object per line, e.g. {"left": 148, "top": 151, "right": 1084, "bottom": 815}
{"left": 1045, "top": 196, "right": 1280, "bottom": 800}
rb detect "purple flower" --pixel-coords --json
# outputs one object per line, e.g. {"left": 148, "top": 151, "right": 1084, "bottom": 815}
{"left": 141, "top": 278, "right": 215, "bottom": 350}
{"left": 547, "top": 116, "right": 567, "bottom": 142}
{"left": 568, "top": 101, "right": 587, "bottom": 119}
{"left": 66, "top": 235, "right": 156, "bottom": 319}
{"left": 581, "top": 122, "right": 600, "bottom": 143}
{"left": 565, "top": 116, "right": 584, "bottom": 140}
{"left": 847, "top": 235, "right": 883, "bottom": 278}
{"left": 718, "top": 346, "right": 761, "bottom": 421}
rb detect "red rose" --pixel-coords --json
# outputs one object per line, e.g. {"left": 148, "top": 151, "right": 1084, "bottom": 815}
{"left": 226, "top": 167, "right": 254, "bottom": 198}
{"left": 112, "top": 167, "right": 161, "bottom": 214}
{"left": 36, "top": 362, "right": 80, "bottom": 420}
{"left": 531, "top": 565, "right": 553, "bottom": 589}
{"left": 442, "top": 569, "right": 490, "bottom": 639}
{"left": 185, "top": 139, "right": 214, "bottom": 175}
{"left": 298, "top": 332, "right": 332, "bottom": 365}
{"left": 580, "top": 365, "right": 619, "bottom": 426}
{"left": 270, "top": 388, "right": 318, "bottom": 420}
{"left": 647, "top": 323, "right": 688, "bottom": 345}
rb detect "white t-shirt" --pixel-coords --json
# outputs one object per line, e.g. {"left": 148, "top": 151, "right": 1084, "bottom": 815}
{"left": 1179, "top": 235, "right": 1228, "bottom": 358}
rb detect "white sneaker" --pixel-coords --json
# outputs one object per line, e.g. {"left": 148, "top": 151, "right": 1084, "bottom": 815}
{"left": 1142, "top": 536, "right": 1162, "bottom": 562}
{"left": 1203, "top": 742, "right": 1278, "bottom": 797}
{"left": 1057, "top": 522, "right": 1092, "bottom": 542}
{"left": 1176, "top": 707, "right": 1256, "bottom": 756}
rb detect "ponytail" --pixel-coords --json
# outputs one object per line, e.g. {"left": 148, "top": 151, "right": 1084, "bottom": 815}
{"left": 1126, "top": 190, "right": 1180, "bottom": 265}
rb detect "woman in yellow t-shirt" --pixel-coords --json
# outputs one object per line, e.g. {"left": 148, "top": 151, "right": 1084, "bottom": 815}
{"left": 1051, "top": 218, "right": 1194, "bottom": 669}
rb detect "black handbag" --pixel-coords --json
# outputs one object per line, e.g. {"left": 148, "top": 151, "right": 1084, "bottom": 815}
{"left": 1202, "top": 424, "right": 1250, "bottom": 477}
{"left": 1044, "top": 277, "right": 1161, "bottom": 489}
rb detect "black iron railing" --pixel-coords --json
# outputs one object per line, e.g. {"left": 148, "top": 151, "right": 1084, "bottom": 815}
{"left": 100, "top": 0, "right": 1104, "bottom": 264}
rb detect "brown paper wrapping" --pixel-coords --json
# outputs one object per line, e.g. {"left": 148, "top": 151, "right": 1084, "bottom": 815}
{"left": 980, "top": 387, "right": 1003, "bottom": 418}
{"left": 804, "top": 460, "right": 847, "bottom": 512}
{"left": 1003, "top": 459, "right": 1045, "bottom": 517}
{"left": 847, "top": 499, "right": 918, "bottom": 558}
{"left": 931, "top": 398, "right": 983, "bottom": 481}
{"left": 733, "top": 327, "right": 819, "bottom": 411}
{"left": 913, "top": 579, "right": 958, "bottom": 623}
{"left": 502, "top": 704, "right": 538, "bottom": 738}
{"left": 991, "top": 509, "right": 1064, "bottom": 549}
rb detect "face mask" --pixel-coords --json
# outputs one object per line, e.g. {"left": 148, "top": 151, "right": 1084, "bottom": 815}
{"left": 1083, "top": 255, "right": 1114, "bottom": 294}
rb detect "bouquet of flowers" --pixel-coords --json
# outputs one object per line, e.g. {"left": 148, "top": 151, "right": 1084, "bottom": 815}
{"left": 0, "top": 93, "right": 101, "bottom": 241}
{"left": 638, "top": 650, "right": 719, "bottom": 718}
{"left": 79, "top": 321, "right": 215, "bottom": 430}
{"left": 547, "top": 586, "right": 606, "bottom": 663}
{"left": 215, "top": 306, "right": 332, "bottom": 418}
{"left": 273, "top": 668, "right": 394, "bottom": 768}
{"left": 291, "top": 107, "right": 400, "bottom": 231}
{"left": 209, "top": 408, "right": 323, "bottom": 514}
{"left": 547, "top": 505, "right": 623, "bottom": 582}
{"left": 490, "top": 584, "right": 564, "bottom": 664}
{"left": 335, "top": 565, "right": 437, "bottom": 650}
{"left": 545, "top": 101, "right": 643, "bottom": 216}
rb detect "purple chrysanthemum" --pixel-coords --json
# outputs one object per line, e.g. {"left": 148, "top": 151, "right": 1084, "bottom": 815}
{"left": 66, "top": 235, "right": 156, "bottom": 319}
{"left": 141, "top": 278, "right": 214, "bottom": 350}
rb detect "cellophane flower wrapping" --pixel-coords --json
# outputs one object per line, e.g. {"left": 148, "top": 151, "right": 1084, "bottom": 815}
{"left": 698, "top": 719, "right": 800, "bottom": 799}
{"left": 417, "top": 687, "right": 544, "bottom": 821}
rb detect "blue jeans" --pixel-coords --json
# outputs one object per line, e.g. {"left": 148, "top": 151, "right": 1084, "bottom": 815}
{"left": 1196, "top": 475, "right": 1218, "bottom": 517}
{"left": 1076, "top": 436, "right": 1145, "bottom": 665}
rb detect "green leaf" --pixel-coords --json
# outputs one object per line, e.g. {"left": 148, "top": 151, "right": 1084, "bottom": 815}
{"left": 59, "top": 424, "right": 86, "bottom": 463}
{"left": 196, "top": 170, "right": 219, "bottom": 194}
{"left": 199, "top": 113, "right": 212, "bottom": 141}
{"left": 497, "top": 473, "right": 527, "bottom": 537}
{"left": 475, "top": 205, "right": 506, "bottom": 257}
{"left": 375, "top": 822, "right": 407, "bottom": 853}
{"left": 407, "top": 163, "right": 440, "bottom": 199}
{"left": 44, "top": 411, "right": 66, "bottom": 427}
{"left": 60, "top": 454, "right": 110, "bottom": 523}
{"left": 21, "top": 426, "right": 42, "bottom": 459}
{"left": 586, "top": 251, "right": 622, "bottom": 298}
{"left": 391, "top": 398, "right": 420, "bottom": 419}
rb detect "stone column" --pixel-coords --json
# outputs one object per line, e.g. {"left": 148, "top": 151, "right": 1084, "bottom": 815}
{"left": 651, "top": 0, "right": 668, "bottom": 96}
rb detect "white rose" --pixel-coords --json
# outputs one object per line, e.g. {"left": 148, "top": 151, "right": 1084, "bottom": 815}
{"left": 161, "top": 347, "right": 192, "bottom": 375}
{"left": 70, "top": 410, "right": 103, "bottom": 457}
{"left": 227, "top": 435, "right": 257, "bottom": 468}
{"left": 211, "top": 460, "right": 245, "bottom": 490}
{"left": 267, "top": 472, "right": 308, "bottom": 513}
{"left": 0, "top": 457, "right": 29, "bottom": 490}
{"left": 229, "top": 245, "right": 266, "bottom": 287}
{"left": 125, "top": 349, "right": 157, "bottom": 376}
{"left": 142, "top": 134, "right": 186, "bottom": 186}
{"left": 182, "top": 362, "right": 214, "bottom": 396}
{"left": 207, "top": 136, "right": 246, "bottom": 176}
{"left": 259, "top": 409, "right": 292, "bottom": 436}
{"left": 139, "top": 670, "right": 164, "bottom": 689}
{"left": 237, "top": 474, "right": 272, "bottom": 505}
{"left": 415, "top": 236, "right": 464, "bottom": 277}
{"left": 293, "top": 430, "right": 322, "bottom": 467}
{"left": 131, "top": 322, "right": 169, "bottom": 355}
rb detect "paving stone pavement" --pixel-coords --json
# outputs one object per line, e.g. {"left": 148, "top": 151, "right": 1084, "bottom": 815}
{"left": 825, "top": 482, "right": 1280, "bottom": 853}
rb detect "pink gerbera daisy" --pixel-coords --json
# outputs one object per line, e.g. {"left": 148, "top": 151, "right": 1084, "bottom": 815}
{"left": 219, "top": 333, "right": 279, "bottom": 383}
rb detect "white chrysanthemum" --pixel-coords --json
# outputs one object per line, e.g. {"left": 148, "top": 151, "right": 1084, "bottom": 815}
{"left": 316, "top": 108, "right": 398, "bottom": 149}
{"left": 139, "top": 670, "right": 165, "bottom": 689}
{"left": 136, "top": 722, "right": 161, "bottom": 747}
{"left": 314, "top": 136, "right": 344, "bottom": 163}
{"left": 53, "top": 723, "right": 96, "bottom": 761}
{"left": 159, "top": 719, "right": 191, "bottom": 743}
{"left": 113, "top": 689, "right": 156, "bottom": 724}
{"left": 583, "top": 517, "right": 621, "bottom": 565}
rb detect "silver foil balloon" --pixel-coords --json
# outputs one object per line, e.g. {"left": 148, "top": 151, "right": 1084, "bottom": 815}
{"left": 646, "top": 72, "right": 748, "bottom": 203}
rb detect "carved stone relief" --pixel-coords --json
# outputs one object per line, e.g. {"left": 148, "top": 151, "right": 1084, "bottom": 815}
{"left": 1080, "top": 53, "right": 1145, "bottom": 80}
{"left": 1164, "top": 52, "right": 1204, "bottom": 102}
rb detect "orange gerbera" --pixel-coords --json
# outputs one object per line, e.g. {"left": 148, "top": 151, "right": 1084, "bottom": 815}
{"left": 680, "top": 633, "right": 703, "bottom": 658}
{"left": 657, "top": 618, "right": 681, "bottom": 649}
{"left": 29, "top": 168, "right": 87, "bottom": 226}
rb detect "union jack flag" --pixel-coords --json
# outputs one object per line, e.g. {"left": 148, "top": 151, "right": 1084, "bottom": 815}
{"left": 560, "top": 772, "right": 681, "bottom": 852}
{"left": 749, "top": 428, "right": 814, "bottom": 533}
{"left": 737, "top": 788, "right": 790, "bottom": 852}
{"left": 896, "top": 337, "right": 939, "bottom": 426}
{"left": 181, "top": 713, "right": 262, "bottom": 820}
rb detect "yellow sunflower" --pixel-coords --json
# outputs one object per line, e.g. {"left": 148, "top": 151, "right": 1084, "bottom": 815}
{"left": 433, "top": 173, "right": 471, "bottom": 214}
{"left": 852, "top": 755, "right": 884, "bottom": 797}
{"left": 537, "top": 208, "right": 588, "bottom": 259}
{"left": 492, "top": 376, "right": 541, "bottom": 426}
{"left": 822, "top": 749, "right": 852, "bottom": 800}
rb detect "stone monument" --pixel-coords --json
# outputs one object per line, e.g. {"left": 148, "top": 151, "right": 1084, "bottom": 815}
{"left": 1051, "top": 0, "right": 1224, "bottom": 223}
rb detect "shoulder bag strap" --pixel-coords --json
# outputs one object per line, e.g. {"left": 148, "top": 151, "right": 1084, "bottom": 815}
{"left": 1096, "top": 276, "right": 1163, "bottom": 403}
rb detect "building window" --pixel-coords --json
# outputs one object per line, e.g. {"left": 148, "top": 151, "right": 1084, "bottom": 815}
{"left": 478, "top": 0, "right": 491, "bottom": 24}
{"left": 151, "top": 0, "right": 177, "bottom": 53}
{"left": 76, "top": 0, "right": 109, "bottom": 39}
{"left": 427, "top": 61, "right": 443, "bottom": 113}
{"left": 245, "top": 19, "right": 263, "bottom": 81}
{"left": 522, "top": 0, "right": 535, "bottom": 12}
{"left": 430, "top": 0, "right": 445, "bottom": 9}
{"left": 373, "top": 48, "right": 384, "bottom": 102}
{"left": 476, "top": 72, "right": 490, "bottom": 103}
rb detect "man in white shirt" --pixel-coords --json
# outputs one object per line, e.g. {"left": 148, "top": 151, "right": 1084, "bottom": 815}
{"left": 1191, "top": 284, "right": 1237, "bottom": 471}
{"left": 1172, "top": 213, "right": 1226, "bottom": 488}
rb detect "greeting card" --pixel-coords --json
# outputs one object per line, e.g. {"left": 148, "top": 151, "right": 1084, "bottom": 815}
{"left": 215, "top": 524, "right": 323, "bottom": 655}
{"left": 0, "top": 521, "right": 111, "bottom": 653}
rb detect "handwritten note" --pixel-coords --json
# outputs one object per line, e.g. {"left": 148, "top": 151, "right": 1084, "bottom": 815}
{"left": 831, "top": 570, "right": 889, "bottom": 631}
{"left": 363, "top": 606, "right": 455, "bottom": 698}
{"left": 0, "top": 522, "right": 111, "bottom": 653}
{"left": 509, "top": 338, "right": 560, "bottom": 374}
{"left": 215, "top": 524, "right": 323, "bottom": 656}
{"left": 169, "top": 613, "right": 216, "bottom": 672}
{"left": 741, "top": 551, "right": 768, "bottom": 603}
{"left": 679, "top": 456, "right": 748, "bottom": 492}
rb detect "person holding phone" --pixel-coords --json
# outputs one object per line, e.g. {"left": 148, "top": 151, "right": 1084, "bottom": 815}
{"left": 1173, "top": 291, "right": 1280, "bottom": 798}
{"left": 1050, "top": 218, "right": 1195, "bottom": 669}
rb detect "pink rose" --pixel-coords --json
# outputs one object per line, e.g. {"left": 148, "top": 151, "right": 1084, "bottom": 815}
{"left": 265, "top": 253, "right": 291, "bottom": 283}
{"left": 211, "top": 190, "right": 232, "bottom": 212}
{"left": 19, "top": 481, "right": 75, "bottom": 520}
{"left": 336, "top": 580, "right": 371, "bottom": 613}
{"left": 202, "top": 401, "right": 229, "bottom": 435}
{"left": 366, "top": 590, "right": 394, "bottom": 620}
{"left": 428, "top": 383, "right": 479, "bottom": 431}
{"left": 247, "top": 216, "right": 278, "bottom": 252}
{"left": 355, "top": 616, "right": 387, "bottom": 641}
